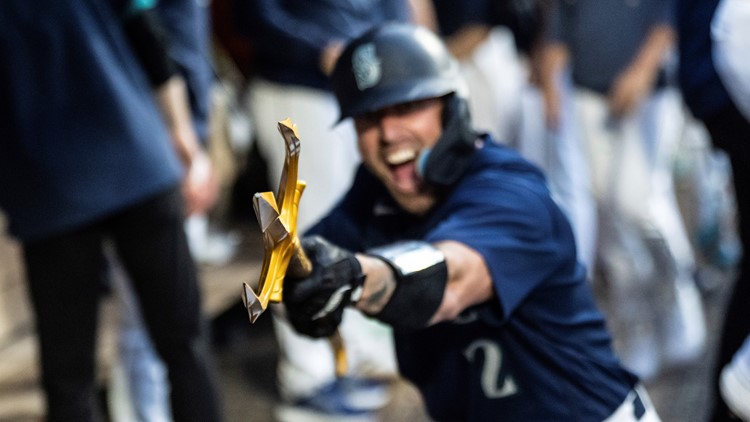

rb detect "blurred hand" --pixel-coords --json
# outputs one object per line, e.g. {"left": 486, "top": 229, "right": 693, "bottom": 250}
{"left": 445, "top": 25, "right": 490, "bottom": 60}
{"left": 320, "top": 41, "right": 345, "bottom": 76}
{"left": 182, "top": 150, "right": 219, "bottom": 216}
{"left": 608, "top": 64, "right": 654, "bottom": 118}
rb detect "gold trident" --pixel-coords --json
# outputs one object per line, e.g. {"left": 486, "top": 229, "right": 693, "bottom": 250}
{"left": 242, "top": 118, "right": 347, "bottom": 376}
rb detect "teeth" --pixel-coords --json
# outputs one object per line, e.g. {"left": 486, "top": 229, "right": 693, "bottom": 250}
{"left": 386, "top": 149, "right": 416, "bottom": 165}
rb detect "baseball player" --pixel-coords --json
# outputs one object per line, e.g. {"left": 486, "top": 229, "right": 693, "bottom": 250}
{"left": 280, "top": 23, "right": 660, "bottom": 421}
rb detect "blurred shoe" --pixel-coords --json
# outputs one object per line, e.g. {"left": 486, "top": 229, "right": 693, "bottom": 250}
{"left": 720, "top": 361, "right": 750, "bottom": 421}
{"left": 274, "top": 377, "right": 390, "bottom": 422}
{"left": 196, "top": 230, "right": 240, "bottom": 266}
{"left": 697, "top": 220, "right": 742, "bottom": 272}
{"left": 661, "top": 279, "right": 706, "bottom": 368}
{"left": 185, "top": 214, "right": 240, "bottom": 266}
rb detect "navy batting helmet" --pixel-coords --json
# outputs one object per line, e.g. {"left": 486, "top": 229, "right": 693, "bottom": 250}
{"left": 330, "top": 22, "right": 466, "bottom": 121}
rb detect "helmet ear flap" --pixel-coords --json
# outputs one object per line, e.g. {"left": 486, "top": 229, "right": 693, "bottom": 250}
{"left": 417, "top": 94, "right": 478, "bottom": 189}
{"left": 330, "top": 23, "right": 465, "bottom": 122}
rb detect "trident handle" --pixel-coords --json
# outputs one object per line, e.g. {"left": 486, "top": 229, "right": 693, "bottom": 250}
{"left": 289, "top": 235, "right": 348, "bottom": 376}
{"left": 287, "top": 246, "right": 313, "bottom": 279}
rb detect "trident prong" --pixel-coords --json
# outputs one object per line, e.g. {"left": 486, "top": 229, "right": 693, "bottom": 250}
{"left": 241, "top": 119, "right": 348, "bottom": 377}
{"left": 242, "top": 119, "right": 308, "bottom": 323}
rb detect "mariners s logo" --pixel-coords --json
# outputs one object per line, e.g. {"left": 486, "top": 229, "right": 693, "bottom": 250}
{"left": 352, "top": 43, "right": 381, "bottom": 91}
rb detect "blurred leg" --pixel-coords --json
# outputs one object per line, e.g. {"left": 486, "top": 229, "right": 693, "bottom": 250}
{"left": 641, "top": 90, "right": 705, "bottom": 366}
{"left": 461, "top": 27, "right": 525, "bottom": 144}
{"left": 706, "top": 103, "right": 750, "bottom": 422}
{"left": 106, "top": 241, "right": 171, "bottom": 422}
{"left": 23, "top": 226, "right": 106, "bottom": 421}
{"left": 110, "top": 188, "right": 222, "bottom": 422}
{"left": 576, "top": 89, "right": 662, "bottom": 379}
{"left": 547, "top": 72, "right": 597, "bottom": 272}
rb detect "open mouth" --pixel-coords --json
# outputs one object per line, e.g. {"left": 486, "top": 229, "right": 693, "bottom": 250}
{"left": 386, "top": 149, "right": 420, "bottom": 191}
{"left": 386, "top": 149, "right": 417, "bottom": 166}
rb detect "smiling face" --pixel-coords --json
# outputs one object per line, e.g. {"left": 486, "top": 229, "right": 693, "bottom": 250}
{"left": 354, "top": 97, "right": 444, "bottom": 215}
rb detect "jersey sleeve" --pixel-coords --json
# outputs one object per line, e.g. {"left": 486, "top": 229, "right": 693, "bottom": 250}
{"left": 119, "top": 0, "right": 179, "bottom": 86}
{"left": 652, "top": 0, "right": 675, "bottom": 27}
{"left": 425, "top": 170, "right": 577, "bottom": 319}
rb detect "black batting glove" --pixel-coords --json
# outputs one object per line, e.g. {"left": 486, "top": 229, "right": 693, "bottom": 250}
{"left": 283, "top": 236, "right": 365, "bottom": 338}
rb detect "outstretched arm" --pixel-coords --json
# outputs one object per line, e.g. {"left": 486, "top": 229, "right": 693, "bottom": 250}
{"left": 282, "top": 236, "right": 494, "bottom": 338}
{"left": 356, "top": 240, "right": 493, "bottom": 325}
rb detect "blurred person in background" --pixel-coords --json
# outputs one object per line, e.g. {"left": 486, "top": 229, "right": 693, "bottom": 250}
{"left": 430, "top": 0, "right": 536, "bottom": 146}
{"left": 677, "top": 0, "right": 750, "bottom": 419}
{"left": 0, "top": 1, "right": 222, "bottom": 420}
{"left": 282, "top": 22, "right": 660, "bottom": 421}
{"left": 106, "top": 1, "right": 222, "bottom": 421}
{"left": 537, "top": 0, "right": 706, "bottom": 381}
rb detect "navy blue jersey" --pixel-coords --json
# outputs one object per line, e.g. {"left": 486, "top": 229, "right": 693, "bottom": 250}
{"left": 546, "top": 0, "right": 673, "bottom": 94}
{"left": 309, "top": 136, "right": 637, "bottom": 420}
{"left": 0, "top": 0, "right": 183, "bottom": 242}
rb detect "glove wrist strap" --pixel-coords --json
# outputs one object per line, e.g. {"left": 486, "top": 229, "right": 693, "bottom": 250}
{"left": 365, "top": 241, "right": 447, "bottom": 331}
